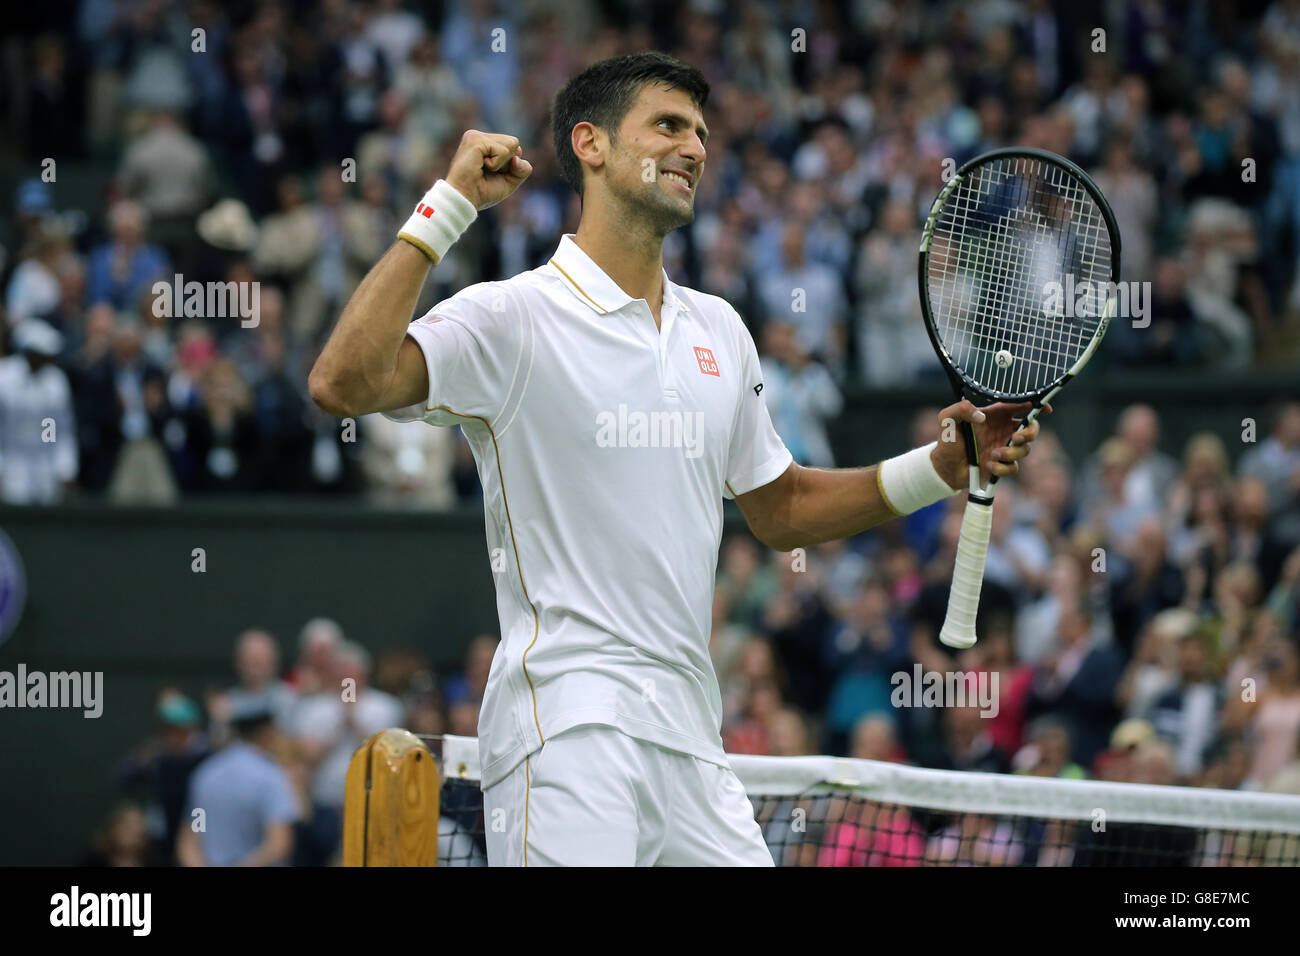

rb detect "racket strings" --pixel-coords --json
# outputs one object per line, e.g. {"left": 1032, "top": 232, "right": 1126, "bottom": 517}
{"left": 927, "top": 155, "right": 1112, "bottom": 397}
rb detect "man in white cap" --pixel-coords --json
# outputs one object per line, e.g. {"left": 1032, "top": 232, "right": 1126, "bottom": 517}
{"left": 0, "top": 319, "right": 78, "bottom": 503}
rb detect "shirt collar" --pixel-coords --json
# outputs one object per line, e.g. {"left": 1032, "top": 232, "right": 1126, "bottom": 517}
{"left": 547, "top": 233, "right": 689, "bottom": 317}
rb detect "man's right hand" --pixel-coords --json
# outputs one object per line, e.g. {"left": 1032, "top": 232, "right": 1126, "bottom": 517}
{"left": 446, "top": 130, "right": 533, "bottom": 211}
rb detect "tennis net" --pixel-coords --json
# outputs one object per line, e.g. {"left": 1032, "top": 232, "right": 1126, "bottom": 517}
{"left": 425, "top": 735, "right": 1300, "bottom": 866}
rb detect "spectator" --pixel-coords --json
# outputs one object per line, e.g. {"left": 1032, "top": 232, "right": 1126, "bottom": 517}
{"left": 818, "top": 802, "right": 926, "bottom": 868}
{"left": 699, "top": 223, "right": 761, "bottom": 331}
{"left": 116, "top": 690, "right": 211, "bottom": 866}
{"left": 709, "top": 590, "right": 751, "bottom": 691}
{"left": 756, "top": 222, "right": 849, "bottom": 379}
{"left": 117, "top": 108, "right": 213, "bottom": 268}
{"left": 761, "top": 556, "right": 835, "bottom": 715}
{"left": 1107, "top": 258, "right": 1208, "bottom": 366}
{"left": 1077, "top": 437, "right": 1159, "bottom": 554}
{"left": 854, "top": 199, "right": 933, "bottom": 385}
{"left": 0, "top": 320, "right": 78, "bottom": 504}
{"left": 1241, "top": 636, "right": 1300, "bottom": 790}
{"left": 225, "top": 629, "right": 298, "bottom": 733}
{"left": 1108, "top": 517, "right": 1185, "bottom": 654}
{"left": 1165, "top": 432, "right": 1232, "bottom": 564}
{"left": 1026, "top": 599, "right": 1125, "bottom": 768}
{"left": 977, "top": 622, "right": 1035, "bottom": 757}
{"left": 1231, "top": 476, "right": 1292, "bottom": 592}
{"left": 1114, "top": 405, "right": 1179, "bottom": 511}
{"left": 1239, "top": 402, "right": 1300, "bottom": 515}
{"left": 359, "top": 412, "right": 456, "bottom": 508}
{"left": 1143, "top": 627, "right": 1222, "bottom": 779}
{"left": 716, "top": 535, "right": 777, "bottom": 632}
{"left": 723, "top": 675, "right": 782, "bottom": 756}
{"left": 983, "top": 484, "right": 1052, "bottom": 594}
{"left": 5, "top": 220, "right": 73, "bottom": 324}
{"left": 86, "top": 200, "right": 170, "bottom": 311}
{"left": 758, "top": 319, "right": 842, "bottom": 468}
{"left": 290, "top": 642, "right": 404, "bottom": 819}
{"left": 1117, "top": 608, "right": 1194, "bottom": 720}
{"left": 356, "top": 90, "right": 436, "bottom": 210}
{"left": 394, "top": 34, "right": 467, "bottom": 154}
{"left": 444, "top": 634, "right": 498, "bottom": 712}
{"left": 768, "top": 707, "right": 813, "bottom": 756}
{"left": 823, "top": 579, "right": 909, "bottom": 755}
{"left": 1015, "top": 550, "right": 1083, "bottom": 667}
{"left": 848, "top": 714, "right": 907, "bottom": 763}
{"left": 81, "top": 803, "right": 154, "bottom": 867}
{"left": 177, "top": 698, "right": 298, "bottom": 866}
{"left": 181, "top": 357, "right": 258, "bottom": 493}
{"left": 937, "top": 701, "right": 1011, "bottom": 774}
{"left": 1091, "top": 138, "right": 1157, "bottom": 286}
{"left": 815, "top": 538, "right": 872, "bottom": 615}
{"left": 1091, "top": 718, "right": 1157, "bottom": 783}
{"left": 288, "top": 618, "right": 344, "bottom": 696}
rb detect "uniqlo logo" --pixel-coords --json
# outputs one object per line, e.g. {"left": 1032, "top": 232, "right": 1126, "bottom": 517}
{"left": 694, "top": 346, "right": 719, "bottom": 376}
{"left": 416, "top": 203, "right": 435, "bottom": 218}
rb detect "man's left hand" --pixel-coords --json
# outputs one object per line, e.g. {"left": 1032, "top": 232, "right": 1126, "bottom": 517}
{"left": 930, "top": 399, "right": 1049, "bottom": 490}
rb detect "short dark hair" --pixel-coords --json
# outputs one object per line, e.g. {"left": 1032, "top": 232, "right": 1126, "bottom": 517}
{"left": 234, "top": 714, "right": 273, "bottom": 737}
{"left": 551, "top": 52, "right": 709, "bottom": 200}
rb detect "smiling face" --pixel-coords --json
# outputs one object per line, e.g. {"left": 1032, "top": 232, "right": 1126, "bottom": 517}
{"left": 588, "top": 82, "right": 708, "bottom": 234}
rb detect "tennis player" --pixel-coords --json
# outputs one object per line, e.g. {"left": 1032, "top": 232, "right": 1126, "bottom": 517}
{"left": 309, "top": 52, "right": 1043, "bottom": 866}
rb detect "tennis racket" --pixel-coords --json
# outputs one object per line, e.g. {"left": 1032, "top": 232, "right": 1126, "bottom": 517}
{"left": 918, "top": 147, "right": 1121, "bottom": 649}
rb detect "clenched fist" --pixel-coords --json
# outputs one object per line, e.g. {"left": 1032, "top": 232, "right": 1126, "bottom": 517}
{"left": 445, "top": 130, "right": 533, "bottom": 211}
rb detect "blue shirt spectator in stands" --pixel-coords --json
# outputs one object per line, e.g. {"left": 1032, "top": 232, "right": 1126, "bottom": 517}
{"left": 758, "top": 319, "right": 842, "bottom": 468}
{"left": 757, "top": 222, "right": 849, "bottom": 380}
{"left": 177, "top": 699, "right": 298, "bottom": 866}
{"left": 86, "top": 200, "right": 170, "bottom": 311}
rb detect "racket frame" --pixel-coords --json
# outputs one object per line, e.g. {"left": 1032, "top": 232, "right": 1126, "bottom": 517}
{"left": 915, "top": 147, "right": 1122, "bottom": 648}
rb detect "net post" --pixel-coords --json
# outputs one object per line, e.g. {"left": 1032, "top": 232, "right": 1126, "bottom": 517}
{"left": 342, "top": 728, "right": 440, "bottom": 866}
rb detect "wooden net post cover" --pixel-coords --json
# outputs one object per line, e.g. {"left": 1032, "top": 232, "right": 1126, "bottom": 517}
{"left": 343, "top": 728, "right": 440, "bottom": 866}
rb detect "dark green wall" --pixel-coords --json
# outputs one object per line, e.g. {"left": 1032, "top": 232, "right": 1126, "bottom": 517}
{"left": 0, "top": 501, "right": 503, "bottom": 865}
{"left": 827, "top": 371, "right": 1300, "bottom": 473}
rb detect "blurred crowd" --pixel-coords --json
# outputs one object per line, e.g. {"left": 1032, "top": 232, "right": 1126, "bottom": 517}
{"left": 85, "top": 399, "right": 1300, "bottom": 865}
{"left": 3, "top": 0, "right": 1295, "bottom": 865}
{"left": 713, "top": 401, "right": 1300, "bottom": 804}
{"left": 89, "top": 617, "right": 495, "bottom": 866}
{"left": 5, "top": 0, "right": 1300, "bottom": 505}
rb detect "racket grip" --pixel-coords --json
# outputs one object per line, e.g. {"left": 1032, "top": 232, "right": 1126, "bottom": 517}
{"left": 939, "top": 496, "right": 994, "bottom": 649}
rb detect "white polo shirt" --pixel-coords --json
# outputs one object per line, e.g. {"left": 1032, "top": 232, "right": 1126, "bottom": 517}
{"left": 386, "top": 233, "right": 793, "bottom": 790}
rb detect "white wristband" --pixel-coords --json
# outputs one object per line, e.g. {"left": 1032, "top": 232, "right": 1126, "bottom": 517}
{"left": 877, "top": 441, "right": 959, "bottom": 515}
{"left": 397, "top": 179, "right": 478, "bottom": 264}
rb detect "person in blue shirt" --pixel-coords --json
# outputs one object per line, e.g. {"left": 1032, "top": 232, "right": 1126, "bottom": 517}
{"left": 177, "top": 698, "right": 298, "bottom": 866}
{"left": 86, "top": 199, "right": 170, "bottom": 311}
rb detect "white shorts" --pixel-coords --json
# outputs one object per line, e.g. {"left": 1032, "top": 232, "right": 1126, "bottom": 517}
{"left": 482, "top": 725, "right": 774, "bottom": 866}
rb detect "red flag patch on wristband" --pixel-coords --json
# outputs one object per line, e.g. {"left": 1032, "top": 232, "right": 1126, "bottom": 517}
{"left": 416, "top": 203, "right": 435, "bottom": 218}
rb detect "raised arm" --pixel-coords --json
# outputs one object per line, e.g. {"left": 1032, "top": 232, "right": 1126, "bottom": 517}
{"left": 308, "top": 130, "right": 532, "bottom": 418}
